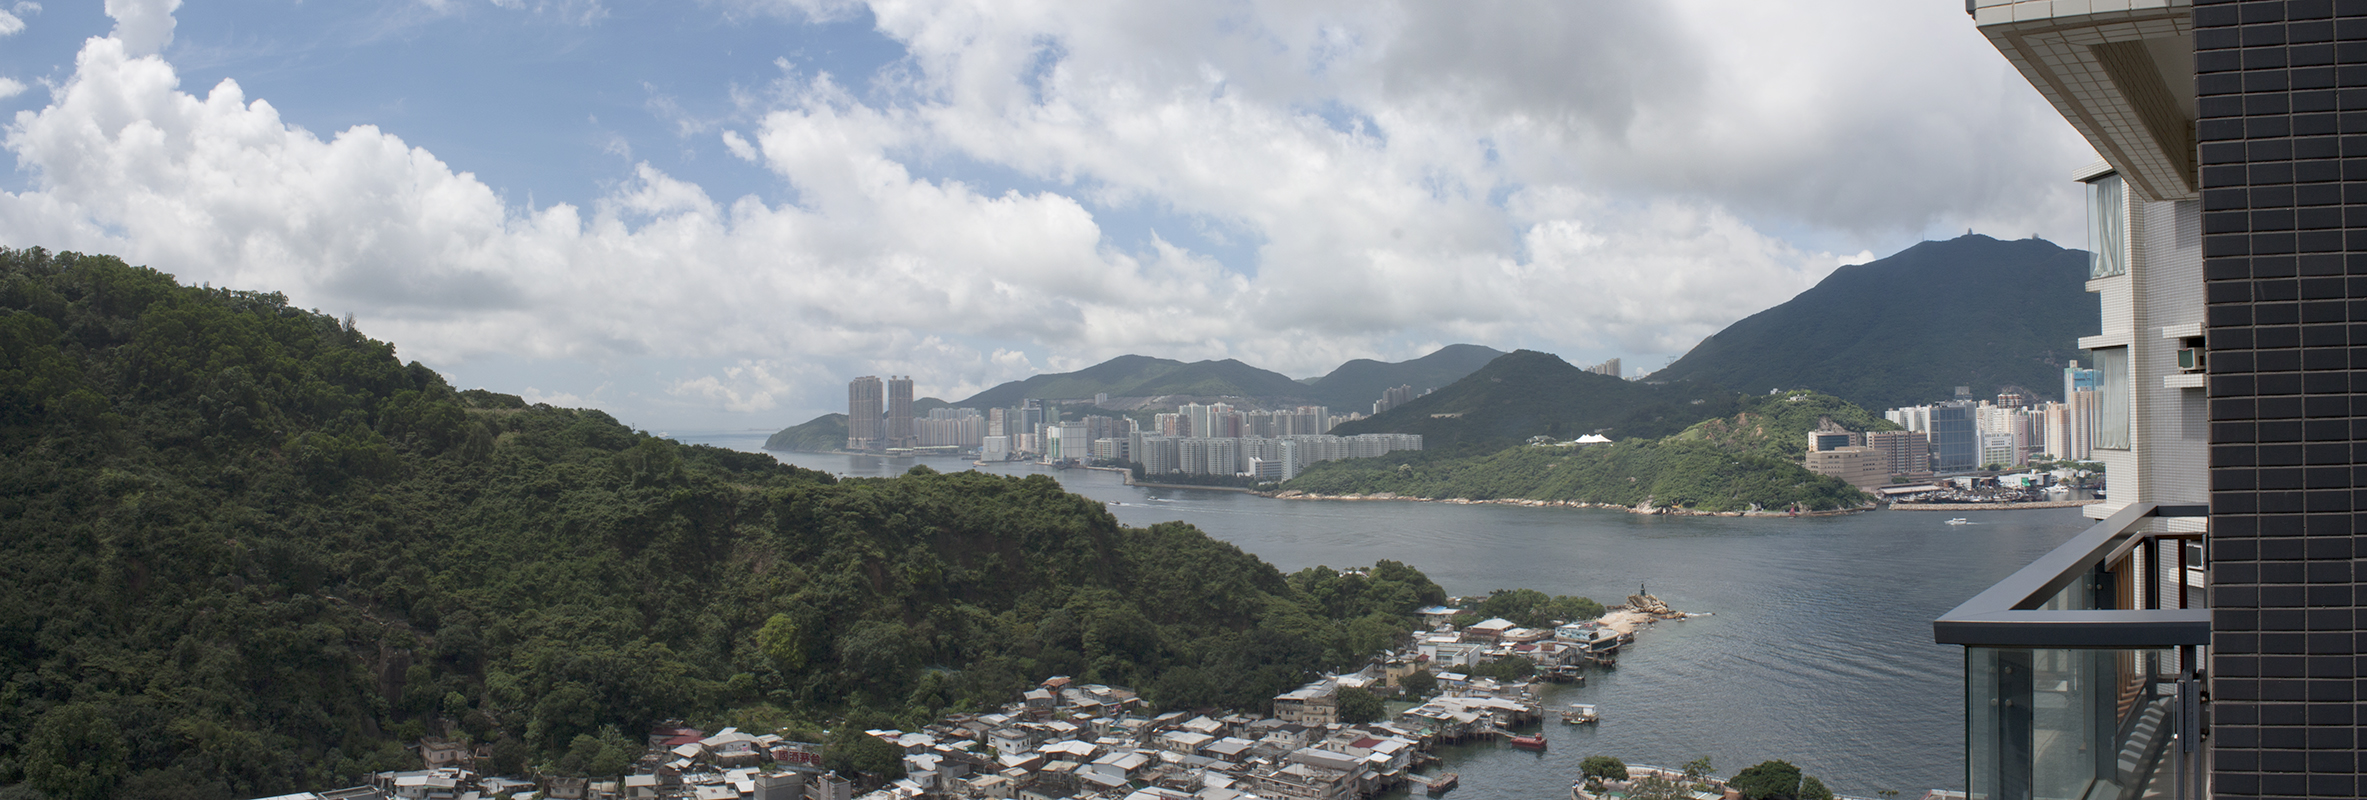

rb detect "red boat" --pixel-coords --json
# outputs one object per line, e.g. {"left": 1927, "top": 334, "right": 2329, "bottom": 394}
{"left": 1509, "top": 733, "right": 1547, "bottom": 750}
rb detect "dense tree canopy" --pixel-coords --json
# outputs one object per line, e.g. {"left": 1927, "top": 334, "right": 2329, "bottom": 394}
{"left": 0, "top": 249, "right": 1443, "bottom": 799}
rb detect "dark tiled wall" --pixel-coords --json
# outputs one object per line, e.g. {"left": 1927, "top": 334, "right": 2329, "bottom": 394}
{"left": 2195, "top": 1, "right": 2364, "bottom": 797}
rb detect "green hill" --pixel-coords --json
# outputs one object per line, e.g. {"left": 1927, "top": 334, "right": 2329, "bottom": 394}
{"left": 1667, "top": 389, "right": 1901, "bottom": 462}
{"left": 1652, "top": 234, "right": 2095, "bottom": 411}
{"left": 0, "top": 248, "right": 1444, "bottom": 798}
{"left": 1329, "top": 350, "right": 1744, "bottom": 452}
{"left": 1279, "top": 438, "right": 1867, "bottom": 513}
{"left": 958, "top": 355, "right": 1311, "bottom": 408}
{"left": 1302, "top": 344, "right": 1505, "bottom": 411}
{"left": 1115, "top": 358, "right": 1310, "bottom": 400}
{"left": 765, "top": 413, "right": 848, "bottom": 452}
{"left": 1282, "top": 389, "right": 1889, "bottom": 513}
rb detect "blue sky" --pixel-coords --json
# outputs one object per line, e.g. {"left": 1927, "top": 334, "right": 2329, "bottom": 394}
{"left": 0, "top": 0, "right": 2098, "bottom": 432}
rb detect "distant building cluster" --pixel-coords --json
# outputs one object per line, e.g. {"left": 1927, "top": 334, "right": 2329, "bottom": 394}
{"left": 1799, "top": 363, "right": 2108, "bottom": 489}
{"left": 844, "top": 381, "right": 1421, "bottom": 479}
{"left": 1880, "top": 362, "right": 2102, "bottom": 474}
{"left": 1369, "top": 385, "right": 1416, "bottom": 416}
{"left": 1584, "top": 358, "right": 1620, "bottom": 378}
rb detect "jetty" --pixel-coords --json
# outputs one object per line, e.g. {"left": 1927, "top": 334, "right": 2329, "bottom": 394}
{"left": 1413, "top": 772, "right": 1459, "bottom": 793}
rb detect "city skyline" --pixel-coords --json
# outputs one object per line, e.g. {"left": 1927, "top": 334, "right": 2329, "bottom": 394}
{"left": 0, "top": 1, "right": 2102, "bottom": 433}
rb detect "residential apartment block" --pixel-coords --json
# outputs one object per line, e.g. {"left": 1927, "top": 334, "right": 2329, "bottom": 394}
{"left": 1942, "top": 1, "right": 2366, "bottom": 798}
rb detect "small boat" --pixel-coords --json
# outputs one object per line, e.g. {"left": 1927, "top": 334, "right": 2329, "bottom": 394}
{"left": 1560, "top": 703, "right": 1600, "bottom": 724}
{"left": 1509, "top": 733, "right": 1547, "bottom": 750}
{"left": 1946, "top": 518, "right": 1971, "bottom": 525}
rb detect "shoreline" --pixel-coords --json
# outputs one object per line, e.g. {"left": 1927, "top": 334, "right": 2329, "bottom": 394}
{"left": 1890, "top": 499, "right": 2101, "bottom": 511}
{"left": 1260, "top": 490, "right": 1873, "bottom": 517}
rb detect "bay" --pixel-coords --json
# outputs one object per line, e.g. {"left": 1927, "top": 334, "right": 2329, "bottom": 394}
{"left": 674, "top": 432, "right": 2085, "bottom": 798}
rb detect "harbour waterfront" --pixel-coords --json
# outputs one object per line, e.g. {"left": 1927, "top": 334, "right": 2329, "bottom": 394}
{"left": 677, "top": 433, "right": 2086, "bottom": 797}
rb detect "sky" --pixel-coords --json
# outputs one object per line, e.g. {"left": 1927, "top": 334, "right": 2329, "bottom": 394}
{"left": 0, "top": 0, "right": 2100, "bottom": 434}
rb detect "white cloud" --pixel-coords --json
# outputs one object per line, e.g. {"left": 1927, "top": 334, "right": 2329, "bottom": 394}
{"left": 103, "top": 0, "right": 178, "bottom": 56}
{"left": 0, "top": 78, "right": 25, "bottom": 99}
{"left": 0, "top": 1, "right": 2097, "bottom": 428}
{"left": 1838, "top": 250, "right": 1876, "bottom": 267}
{"left": 720, "top": 130, "right": 757, "bottom": 162}
{"left": 0, "top": 11, "right": 23, "bottom": 36}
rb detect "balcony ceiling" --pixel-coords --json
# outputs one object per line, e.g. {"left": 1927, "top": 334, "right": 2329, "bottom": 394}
{"left": 1976, "top": 1, "right": 2197, "bottom": 202}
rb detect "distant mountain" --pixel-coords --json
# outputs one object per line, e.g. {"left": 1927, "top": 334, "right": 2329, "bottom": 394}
{"left": 1651, "top": 234, "right": 2096, "bottom": 413}
{"left": 1119, "top": 358, "right": 1312, "bottom": 399}
{"left": 1330, "top": 350, "right": 1743, "bottom": 452}
{"left": 957, "top": 356, "right": 1308, "bottom": 408}
{"left": 1302, "top": 344, "right": 1506, "bottom": 411}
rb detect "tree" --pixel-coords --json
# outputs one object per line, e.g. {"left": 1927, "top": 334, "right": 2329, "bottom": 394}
{"left": 1799, "top": 776, "right": 1833, "bottom": 800}
{"left": 1398, "top": 669, "right": 1438, "bottom": 698}
{"left": 1471, "top": 655, "right": 1535, "bottom": 681}
{"left": 826, "top": 728, "right": 908, "bottom": 781}
{"left": 24, "top": 703, "right": 129, "bottom": 800}
{"left": 1682, "top": 755, "right": 1716, "bottom": 783}
{"left": 1336, "top": 687, "right": 1383, "bottom": 724}
{"left": 1580, "top": 755, "right": 1629, "bottom": 783}
{"left": 1731, "top": 760, "right": 1804, "bottom": 800}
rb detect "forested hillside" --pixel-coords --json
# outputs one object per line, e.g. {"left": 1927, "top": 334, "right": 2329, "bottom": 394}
{"left": 0, "top": 249, "right": 1444, "bottom": 799}
{"left": 765, "top": 412, "right": 849, "bottom": 451}
{"left": 1329, "top": 350, "right": 1743, "bottom": 453}
{"left": 1666, "top": 390, "right": 1901, "bottom": 462}
{"left": 1283, "top": 390, "right": 1886, "bottom": 513}
{"left": 1651, "top": 234, "right": 2093, "bottom": 411}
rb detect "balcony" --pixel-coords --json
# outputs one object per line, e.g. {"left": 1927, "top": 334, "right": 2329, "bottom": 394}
{"left": 1934, "top": 503, "right": 2208, "bottom": 800}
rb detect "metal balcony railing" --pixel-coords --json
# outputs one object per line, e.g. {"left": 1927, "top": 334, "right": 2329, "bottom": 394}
{"left": 1935, "top": 502, "right": 2209, "bottom": 800}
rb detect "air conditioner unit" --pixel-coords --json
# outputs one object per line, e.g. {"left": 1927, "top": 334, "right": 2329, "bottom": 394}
{"left": 2176, "top": 348, "right": 2204, "bottom": 372}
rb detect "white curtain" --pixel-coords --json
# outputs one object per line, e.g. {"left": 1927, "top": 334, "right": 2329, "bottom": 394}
{"left": 2096, "top": 347, "right": 2131, "bottom": 449}
{"left": 2088, "top": 174, "right": 2127, "bottom": 279}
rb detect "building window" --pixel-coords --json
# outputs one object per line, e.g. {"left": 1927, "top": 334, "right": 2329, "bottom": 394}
{"left": 2095, "top": 347, "right": 2130, "bottom": 450}
{"left": 2086, "top": 173, "right": 2127, "bottom": 279}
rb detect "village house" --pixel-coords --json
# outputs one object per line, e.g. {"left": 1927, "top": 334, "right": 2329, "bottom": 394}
{"left": 1269, "top": 679, "right": 1339, "bottom": 726}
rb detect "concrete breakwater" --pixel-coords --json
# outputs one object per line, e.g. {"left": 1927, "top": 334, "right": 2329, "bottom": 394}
{"left": 1261, "top": 490, "right": 1872, "bottom": 517}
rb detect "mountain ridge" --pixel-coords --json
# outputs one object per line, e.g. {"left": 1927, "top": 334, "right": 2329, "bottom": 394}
{"left": 1651, "top": 234, "right": 2095, "bottom": 412}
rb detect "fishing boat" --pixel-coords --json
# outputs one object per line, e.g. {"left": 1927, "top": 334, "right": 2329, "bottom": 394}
{"left": 1508, "top": 733, "right": 1547, "bottom": 750}
{"left": 1560, "top": 703, "right": 1600, "bottom": 724}
{"left": 1946, "top": 517, "right": 1971, "bottom": 525}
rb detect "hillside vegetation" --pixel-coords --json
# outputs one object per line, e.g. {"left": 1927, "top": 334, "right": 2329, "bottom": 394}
{"left": 1330, "top": 350, "right": 1743, "bottom": 453}
{"left": 1652, "top": 234, "right": 2095, "bottom": 412}
{"left": 1279, "top": 439, "right": 1868, "bottom": 512}
{"left": 1285, "top": 390, "right": 1887, "bottom": 513}
{"left": 1666, "top": 390, "right": 1901, "bottom": 462}
{"left": 0, "top": 249, "right": 1445, "bottom": 799}
{"left": 766, "top": 412, "right": 849, "bottom": 452}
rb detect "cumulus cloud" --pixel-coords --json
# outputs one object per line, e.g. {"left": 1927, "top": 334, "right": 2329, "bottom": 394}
{"left": 104, "top": 0, "right": 178, "bottom": 56}
{"left": 1, "top": 0, "right": 2096, "bottom": 427}
{"left": 0, "top": 78, "right": 25, "bottom": 99}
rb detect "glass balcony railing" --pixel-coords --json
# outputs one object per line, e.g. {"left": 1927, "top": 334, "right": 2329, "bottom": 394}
{"left": 1935, "top": 503, "right": 2209, "bottom": 800}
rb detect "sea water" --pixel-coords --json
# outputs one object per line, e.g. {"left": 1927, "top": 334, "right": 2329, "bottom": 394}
{"left": 678, "top": 434, "right": 2084, "bottom": 797}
